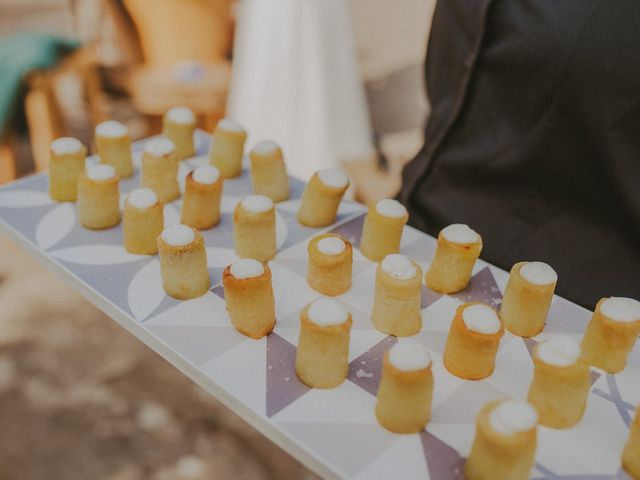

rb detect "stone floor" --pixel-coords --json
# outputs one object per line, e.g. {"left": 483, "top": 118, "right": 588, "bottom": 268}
{"left": 0, "top": 235, "right": 318, "bottom": 480}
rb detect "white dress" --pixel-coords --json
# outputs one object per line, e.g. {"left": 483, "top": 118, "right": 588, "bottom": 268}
{"left": 227, "top": 0, "right": 374, "bottom": 181}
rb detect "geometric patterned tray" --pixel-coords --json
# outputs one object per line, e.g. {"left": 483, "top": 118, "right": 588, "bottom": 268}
{"left": 0, "top": 131, "right": 636, "bottom": 479}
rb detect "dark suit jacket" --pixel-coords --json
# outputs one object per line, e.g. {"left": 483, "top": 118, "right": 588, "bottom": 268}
{"left": 399, "top": 0, "right": 640, "bottom": 308}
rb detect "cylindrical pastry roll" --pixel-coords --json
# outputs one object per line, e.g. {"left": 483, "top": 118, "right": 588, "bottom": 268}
{"left": 527, "top": 336, "right": 590, "bottom": 428}
{"left": 162, "top": 107, "right": 196, "bottom": 160}
{"left": 425, "top": 223, "right": 482, "bottom": 294}
{"left": 500, "top": 261, "right": 557, "bottom": 337}
{"left": 141, "top": 137, "right": 179, "bottom": 203}
{"left": 295, "top": 299, "right": 352, "bottom": 389}
{"left": 360, "top": 199, "right": 408, "bottom": 262}
{"left": 95, "top": 120, "right": 133, "bottom": 178}
{"left": 123, "top": 188, "right": 163, "bottom": 254}
{"left": 233, "top": 195, "right": 276, "bottom": 261}
{"left": 249, "top": 140, "right": 289, "bottom": 202}
{"left": 181, "top": 165, "right": 223, "bottom": 229}
{"left": 77, "top": 164, "right": 120, "bottom": 229}
{"left": 209, "top": 118, "right": 247, "bottom": 178}
{"left": 297, "top": 169, "right": 349, "bottom": 227}
{"left": 307, "top": 234, "right": 352, "bottom": 296}
{"left": 49, "top": 137, "right": 87, "bottom": 201}
{"left": 443, "top": 302, "right": 504, "bottom": 380}
{"left": 375, "top": 341, "right": 433, "bottom": 433}
{"left": 580, "top": 297, "right": 640, "bottom": 373}
{"left": 223, "top": 259, "right": 276, "bottom": 339}
{"left": 157, "top": 224, "right": 210, "bottom": 299}
{"left": 371, "top": 254, "right": 423, "bottom": 337}
{"left": 465, "top": 400, "right": 538, "bottom": 480}
{"left": 623, "top": 405, "right": 640, "bottom": 479}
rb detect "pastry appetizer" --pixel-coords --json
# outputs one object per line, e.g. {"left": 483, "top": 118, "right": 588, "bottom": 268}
{"left": 623, "top": 405, "right": 640, "bottom": 479}
{"left": 580, "top": 296, "right": 640, "bottom": 373}
{"left": 527, "top": 336, "right": 590, "bottom": 429}
{"left": 465, "top": 400, "right": 538, "bottom": 480}
{"left": 209, "top": 118, "right": 247, "bottom": 178}
{"left": 141, "top": 136, "right": 179, "bottom": 203}
{"left": 375, "top": 341, "right": 433, "bottom": 433}
{"left": 123, "top": 188, "right": 163, "bottom": 254}
{"left": 95, "top": 120, "right": 133, "bottom": 178}
{"left": 359, "top": 198, "right": 408, "bottom": 262}
{"left": 77, "top": 164, "right": 120, "bottom": 229}
{"left": 249, "top": 140, "right": 289, "bottom": 202}
{"left": 371, "top": 254, "right": 423, "bottom": 337}
{"left": 295, "top": 298, "right": 352, "bottom": 389}
{"left": 157, "top": 224, "right": 210, "bottom": 299}
{"left": 223, "top": 259, "right": 276, "bottom": 339}
{"left": 162, "top": 107, "right": 196, "bottom": 160}
{"left": 500, "top": 261, "right": 557, "bottom": 337}
{"left": 233, "top": 195, "right": 276, "bottom": 261}
{"left": 425, "top": 223, "right": 482, "bottom": 294}
{"left": 443, "top": 302, "right": 503, "bottom": 380}
{"left": 48, "top": 137, "right": 87, "bottom": 201}
{"left": 297, "top": 169, "right": 349, "bottom": 227}
{"left": 181, "top": 165, "right": 223, "bottom": 229}
{"left": 307, "top": 234, "right": 352, "bottom": 296}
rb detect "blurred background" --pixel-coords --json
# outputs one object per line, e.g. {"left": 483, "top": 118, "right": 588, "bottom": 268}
{"left": 0, "top": 1, "right": 434, "bottom": 478}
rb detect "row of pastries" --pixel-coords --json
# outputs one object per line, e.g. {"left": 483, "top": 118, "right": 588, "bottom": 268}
{"left": 46, "top": 109, "right": 640, "bottom": 480}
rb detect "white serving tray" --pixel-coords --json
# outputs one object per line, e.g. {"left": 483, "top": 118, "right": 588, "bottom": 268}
{"left": 0, "top": 131, "right": 636, "bottom": 479}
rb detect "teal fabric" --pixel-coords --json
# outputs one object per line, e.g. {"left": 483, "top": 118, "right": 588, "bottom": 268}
{"left": 0, "top": 33, "right": 79, "bottom": 137}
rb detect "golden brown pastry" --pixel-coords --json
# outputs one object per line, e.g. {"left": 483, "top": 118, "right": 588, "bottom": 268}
{"left": 157, "top": 224, "right": 210, "bottom": 299}
{"left": 123, "top": 188, "right": 164, "bottom": 254}
{"left": 249, "top": 140, "right": 289, "bottom": 202}
{"left": 48, "top": 137, "right": 87, "bottom": 202}
{"left": 425, "top": 223, "right": 482, "bottom": 294}
{"left": 443, "top": 302, "right": 503, "bottom": 380}
{"left": 162, "top": 107, "right": 196, "bottom": 160}
{"left": 295, "top": 299, "right": 352, "bottom": 388}
{"left": 233, "top": 195, "right": 276, "bottom": 261}
{"left": 297, "top": 169, "right": 349, "bottom": 227}
{"left": 95, "top": 120, "right": 134, "bottom": 178}
{"left": 465, "top": 399, "right": 538, "bottom": 480}
{"left": 623, "top": 405, "right": 640, "bottom": 479}
{"left": 181, "top": 165, "right": 223, "bottom": 229}
{"left": 375, "top": 341, "right": 433, "bottom": 433}
{"left": 307, "top": 234, "right": 352, "bottom": 296}
{"left": 140, "top": 136, "right": 180, "bottom": 203}
{"left": 527, "top": 336, "right": 590, "bottom": 429}
{"left": 580, "top": 296, "right": 640, "bottom": 373}
{"left": 500, "top": 261, "right": 557, "bottom": 337}
{"left": 371, "top": 254, "right": 423, "bottom": 337}
{"left": 359, "top": 199, "right": 408, "bottom": 262}
{"left": 223, "top": 259, "right": 276, "bottom": 339}
{"left": 209, "top": 118, "right": 247, "bottom": 178}
{"left": 77, "top": 164, "right": 120, "bottom": 229}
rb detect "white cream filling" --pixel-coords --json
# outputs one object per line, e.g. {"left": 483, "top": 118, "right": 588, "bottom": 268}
{"left": 307, "top": 298, "right": 349, "bottom": 326}
{"left": 388, "top": 341, "right": 431, "bottom": 371}
{"left": 161, "top": 224, "right": 195, "bottom": 246}
{"left": 145, "top": 137, "right": 175, "bottom": 157}
{"left": 96, "top": 120, "right": 128, "bottom": 138}
{"left": 462, "top": 304, "right": 501, "bottom": 334}
{"left": 127, "top": 188, "right": 157, "bottom": 209}
{"left": 166, "top": 106, "right": 195, "bottom": 124}
{"left": 252, "top": 140, "right": 279, "bottom": 155}
{"left": 536, "top": 336, "right": 581, "bottom": 367}
{"left": 316, "top": 236, "right": 346, "bottom": 255}
{"left": 600, "top": 297, "right": 640, "bottom": 323}
{"left": 376, "top": 199, "right": 407, "bottom": 218}
{"left": 86, "top": 164, "right": 116, "bottom": 181}
{"left": 241, "top": 195, "right": 273, "bottom": 213}
{"left": 51, "top": 137, "right": 83, "bottom": 155}
{"left": 218, "top": 118, "right": 245, "bottom": 133}
{"left": 230, "top": 259, "right": 264, "bottom": 279}
{"left": 441, "top": 223, "right": 479, "bottom": 244}
{"left": 317, "top": 168, "right": 349, "bottom": 189}
{"left": 381, "top": 254, "right": 416, "bottom": 280}
{"left": 192, "top": 165, "right": 220, "bottom": 185}
{"left": 520, "top": 261, "right": 557, "bottom": 286}
{"left": 489, "top": 400, "right": 538, "bottom": 436}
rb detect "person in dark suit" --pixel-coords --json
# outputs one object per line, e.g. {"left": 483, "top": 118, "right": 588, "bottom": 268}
{"left": 398, "top": 0, "right": 640, "bottom": 308}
